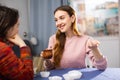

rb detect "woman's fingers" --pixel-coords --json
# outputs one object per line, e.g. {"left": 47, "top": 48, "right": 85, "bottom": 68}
{"left": 88, "top": 39, "right": 100, "bottom": 49}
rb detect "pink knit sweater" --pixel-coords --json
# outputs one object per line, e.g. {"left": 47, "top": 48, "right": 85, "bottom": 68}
{"left": 47, "top": 34, "right": 107, "bottom": 70}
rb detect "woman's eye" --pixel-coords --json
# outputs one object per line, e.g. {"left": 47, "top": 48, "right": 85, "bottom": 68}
{"left": 54, "top": 19, "right": 57, "bottom": 22}
{"left": 54, "top": 18, "right": 57, "bottom": 22}
{"left": 60, "top": 16, "right": 65, "bottom": 20}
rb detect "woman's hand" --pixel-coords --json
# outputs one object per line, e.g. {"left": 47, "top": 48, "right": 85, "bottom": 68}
{"left": 44, "top": 59, "right": 55, "bottom": 70}
{"left": 87, "top": 39, "right": 103, "bottom": 60}
{"left": 40, "top": 50, "right": 54, "bottom": 70}
{"left": 87, "top": 39, "right": 100, "bottom": 50}
{"left": 7, "top": 34, "right": 26, "bottom": 47}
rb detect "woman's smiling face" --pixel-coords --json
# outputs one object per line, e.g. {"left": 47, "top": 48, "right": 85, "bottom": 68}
{"left": 54, "top": 10, "right": 74, "bottom": 33}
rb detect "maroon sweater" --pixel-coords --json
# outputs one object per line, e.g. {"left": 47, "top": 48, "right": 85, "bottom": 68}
{"left": 0, "top": 39, "right": 33, "bottom": 80}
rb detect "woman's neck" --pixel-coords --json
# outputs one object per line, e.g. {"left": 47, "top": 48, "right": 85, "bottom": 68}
{"left": 65, "top": 31, "right": 75, "bottom": 38}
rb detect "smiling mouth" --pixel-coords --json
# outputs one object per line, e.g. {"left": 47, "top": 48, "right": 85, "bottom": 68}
{"left": 60, "top": 26, "right": 64, "bottom": 29}
{"left": 59, "top": 24, "right": 65, "bottom": 30}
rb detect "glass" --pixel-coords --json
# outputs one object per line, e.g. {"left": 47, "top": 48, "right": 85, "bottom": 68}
{"left": 42, "top": 49, "right": 53, "bottom": 59}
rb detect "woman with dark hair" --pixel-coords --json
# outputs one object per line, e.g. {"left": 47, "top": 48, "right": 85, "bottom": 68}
{"left": 0, "top": 5, "right": 33, "bottom": 80}
{"left": 41, "top": 5, "right": 107, "bottom": 71}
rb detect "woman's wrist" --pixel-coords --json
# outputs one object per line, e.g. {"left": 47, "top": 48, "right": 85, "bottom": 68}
{"left": 92, "top": 48, "right": 103, "bottom": 60}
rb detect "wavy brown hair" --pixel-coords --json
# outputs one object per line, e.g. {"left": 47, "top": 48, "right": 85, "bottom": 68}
{"left": 53, "top": 5, "right": 81, "bottom": 68}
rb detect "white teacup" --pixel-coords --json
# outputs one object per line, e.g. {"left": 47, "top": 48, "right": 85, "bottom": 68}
{"left": 63, "top": 73, "right": 73, "bottom": 80}
{"left": 63, "top": 70, "right": 82, "bottom": 80}
{"left": 68, "top": 70, "right": 82, "bottom": 79}
{"left": 40, "top": 71, "right": 50, "bottom": 77}
{"left": 49, "top": 76, "right": 62, "bottom": 80}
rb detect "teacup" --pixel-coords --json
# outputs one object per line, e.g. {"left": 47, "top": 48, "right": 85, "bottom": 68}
{"left": 49, "top": 76, "right": 62, "bottom": 80}
{"left": 68, "top": 70, "right": 82, "bottom": 79}
{"left": 40, "top": 71, "right": 50, "bottom": 77}
{"left": 42, "top": 49, "right": 53, "bottom": 59}
{"left": 63, "top": 73, "right": 73, "bottom": 80}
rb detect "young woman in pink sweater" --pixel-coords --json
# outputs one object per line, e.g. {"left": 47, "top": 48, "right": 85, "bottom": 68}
{"left": 41, "top": 5, "right": 107, "bottom": 70}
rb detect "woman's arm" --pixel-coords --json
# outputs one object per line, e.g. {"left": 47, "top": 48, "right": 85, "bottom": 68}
{"left": 42, "top": 35, "right": 56, "bottom": 70}
{"left": 0, "top": 43, "right": 33, "bottom": 80}
{"left": 86, "top": 38, "right": 107, "bottom": 70}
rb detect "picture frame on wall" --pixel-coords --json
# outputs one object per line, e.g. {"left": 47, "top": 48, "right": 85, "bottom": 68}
{"left": 68, "top": 0, "right": 119, "bottom": 37}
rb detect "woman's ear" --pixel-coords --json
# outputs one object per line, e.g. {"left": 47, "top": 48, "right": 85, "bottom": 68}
{"left": 71, "top": 15, "right": 75, "bottom": 23}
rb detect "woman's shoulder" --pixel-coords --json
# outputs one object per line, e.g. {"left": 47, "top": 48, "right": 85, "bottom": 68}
{"left": 49, "top": 34, "right": 56, "bottom": 40}
{"left": 0, "top": 41, "right": 5, "bottom": 45}
{"left": 0, "top": 41, "right": 9, "bottom": 49}
{"left": 78, "top": 35, "right": 91, "bottom": 40}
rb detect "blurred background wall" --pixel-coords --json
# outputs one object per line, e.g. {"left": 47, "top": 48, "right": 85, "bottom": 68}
{"left": 0, "top": 0, "right": 119, "bottom": 68}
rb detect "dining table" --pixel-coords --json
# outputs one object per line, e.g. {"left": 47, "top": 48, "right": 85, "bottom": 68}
{"left": 34, "top": 68, "right": 120, "bottom": 80}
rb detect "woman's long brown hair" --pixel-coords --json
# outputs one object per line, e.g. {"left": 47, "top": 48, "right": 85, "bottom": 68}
{"left": 53, "top": 5, "right": 81, "bottom": 68}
